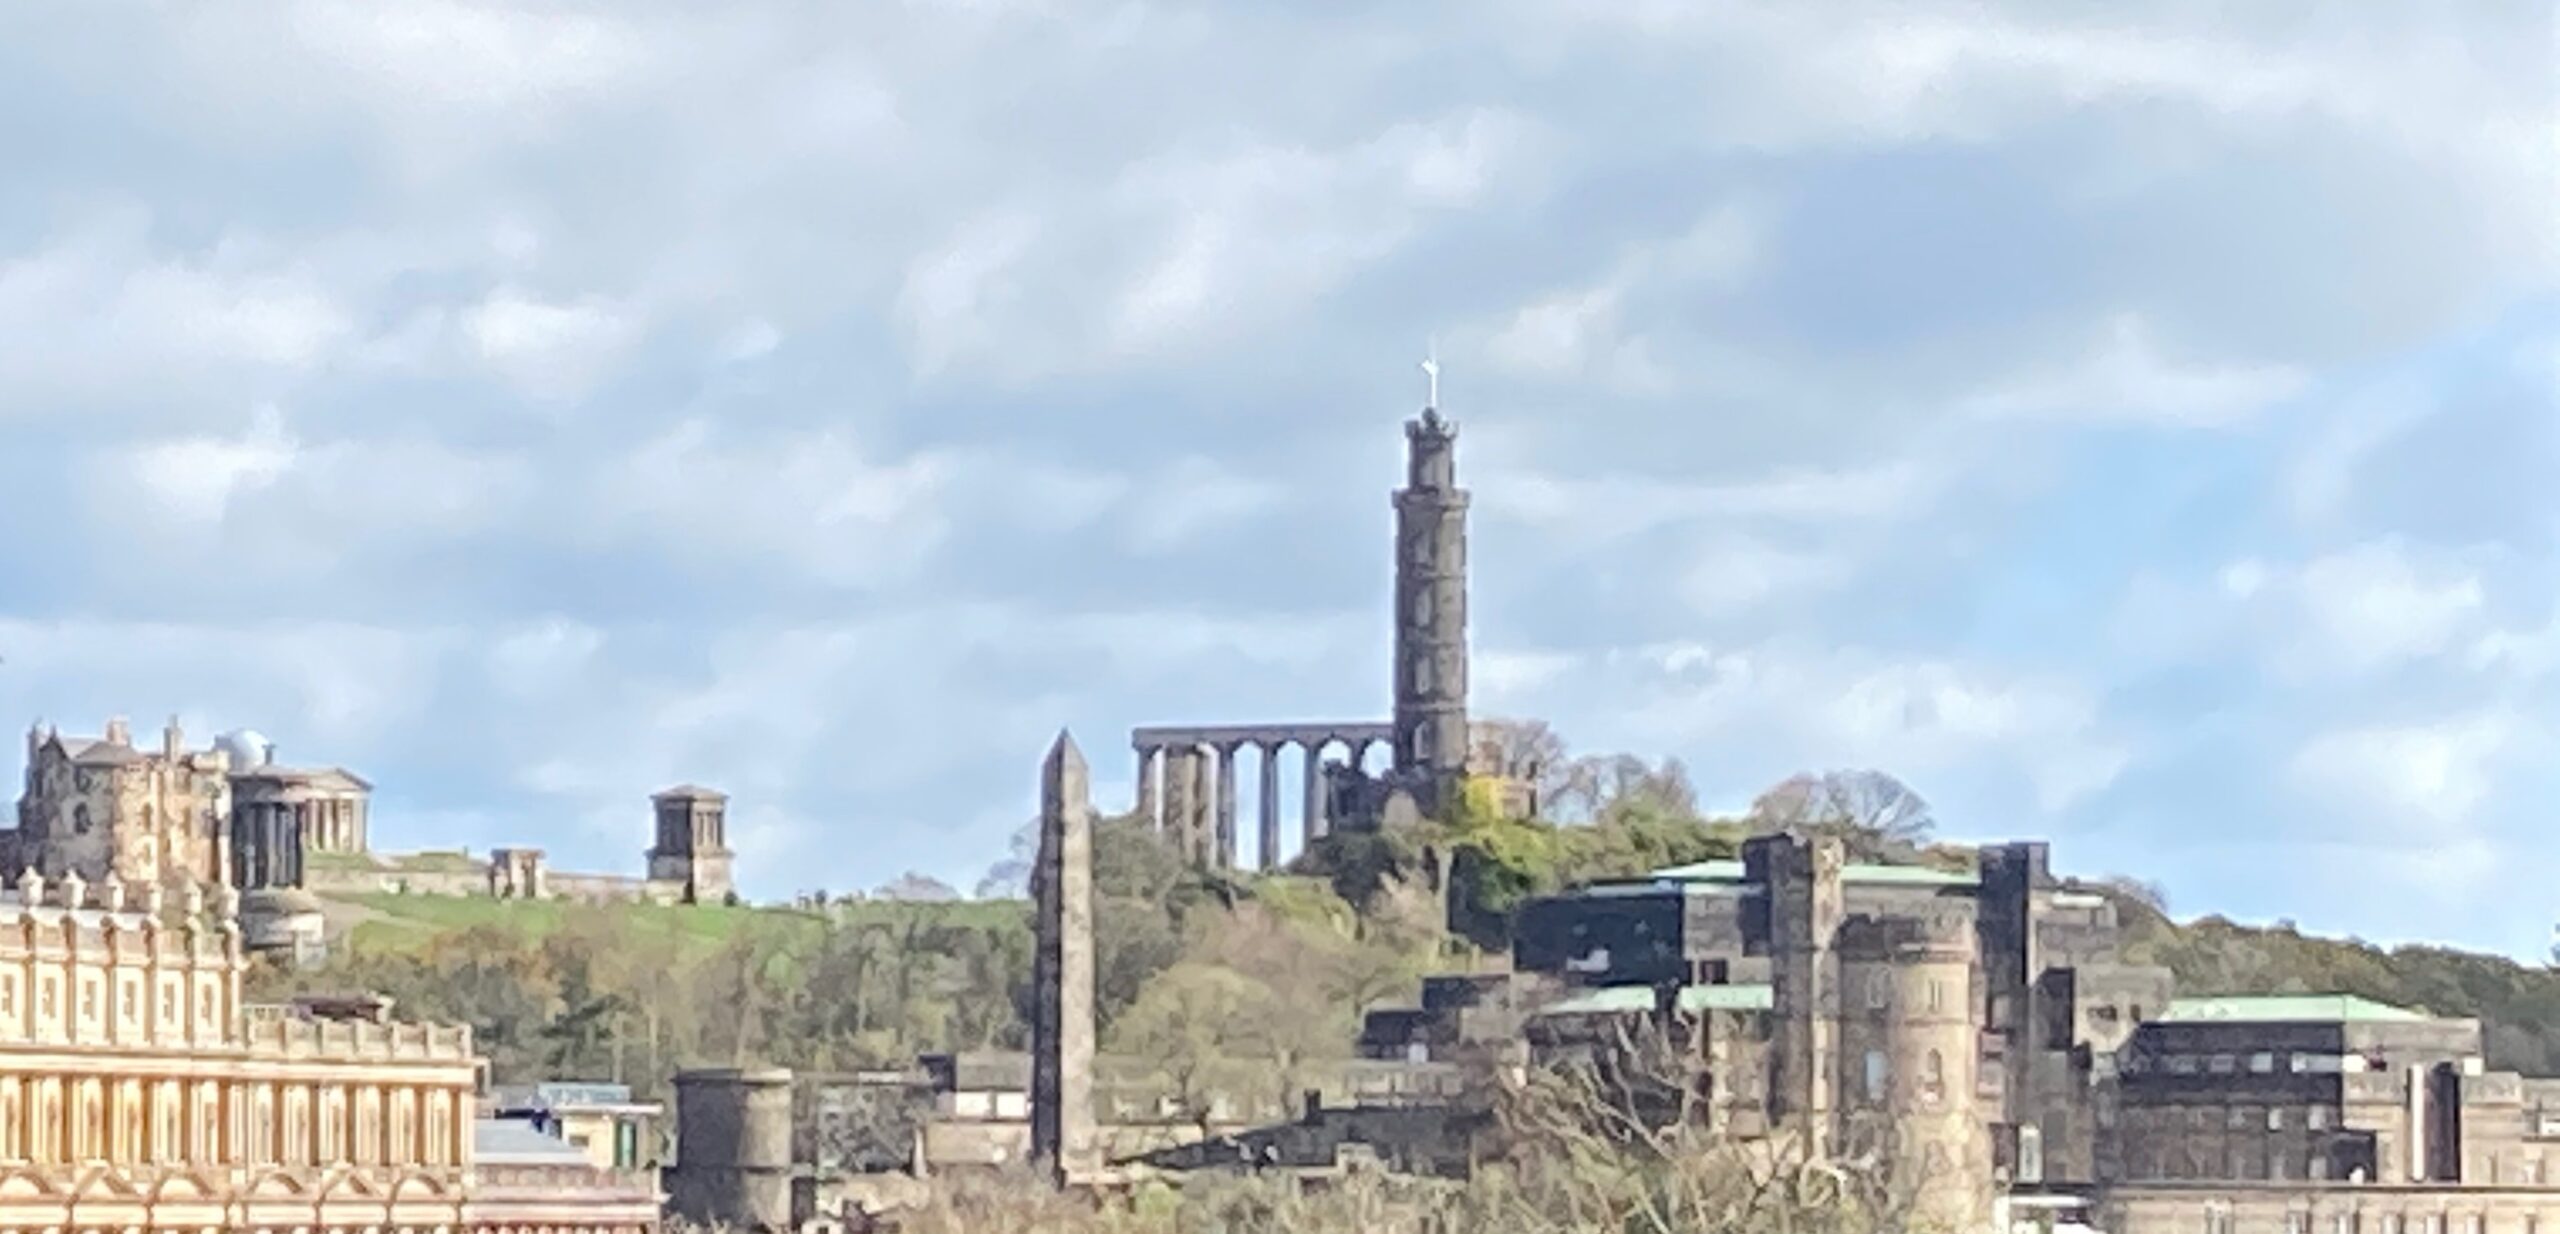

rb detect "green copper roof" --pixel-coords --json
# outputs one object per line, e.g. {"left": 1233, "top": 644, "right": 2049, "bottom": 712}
{"left": 1649, "top": 859, "right": 1977, "bottom": 888}
{"left": 1536, "top": 983, "right": 1775, "bottom": 1018}
{"left": 2160, "top": 995, "right": 2430, "bottom": 1024}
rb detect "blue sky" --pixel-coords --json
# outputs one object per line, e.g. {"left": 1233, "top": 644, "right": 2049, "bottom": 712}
{"left": 0, "top": 3, "right": 2551, "bottom": 953}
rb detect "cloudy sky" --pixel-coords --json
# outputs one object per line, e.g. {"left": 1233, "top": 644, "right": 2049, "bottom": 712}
{"left": 0, "top": 3, "right": 2551, "bottom": 953}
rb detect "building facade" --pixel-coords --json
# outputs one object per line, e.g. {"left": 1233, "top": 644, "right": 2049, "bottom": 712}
{"left": 8, "top": 719, "right": 231, "bottom": 888}
{"left": 1370, "top": 834, "right": 2560, "bottom": 1233}
{"left": 0, "top": 871, "right": 655, "bottom": 1230}
{"left": 646, "top": 785, "right": 737, "bottom": 905}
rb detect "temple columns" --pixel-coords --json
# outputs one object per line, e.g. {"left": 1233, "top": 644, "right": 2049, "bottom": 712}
{"left": 1257, "top": 745, "right": 1283, "bottom": 870}
{"left": 1212, "top": 746, "right": 1238, "bottom": 872}
{"left": 1302, "top": 744, "right": 1327, "bottom": 848}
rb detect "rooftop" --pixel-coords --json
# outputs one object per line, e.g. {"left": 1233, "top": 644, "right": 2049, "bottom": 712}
{"left": 473, "top": 1118, "right": 591, "bottom": 1166}
{"left": 2160, "top": 995, "right": 2431, "bottom": 1025}
{"left": 1648, "top": 858, "right": 1978, "bottom": 889}
{"left": 1536, "top": 983, "right": 1775, "bottom": 1018}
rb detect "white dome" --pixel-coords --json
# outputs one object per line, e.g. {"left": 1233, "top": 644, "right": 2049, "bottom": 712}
{"left": 216, "top": 729, "right": 275, "bottom": 769}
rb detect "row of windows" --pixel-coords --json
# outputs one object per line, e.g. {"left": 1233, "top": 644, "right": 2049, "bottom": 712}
{"left": 2207, "top": 1207, "right": 2534, "bottom": 1234}
{"left": 0, "top": 968, "right": 226, "bottom": 1044}
{"left": 2129, "top": 1104, "right": 2342, "bottom": 1132}
{"left": 2128, "top": 1050, "right": 2372, "bottom": 1077}
{"left": 0, "top": 1076, "right": 463, "bottom": 1167}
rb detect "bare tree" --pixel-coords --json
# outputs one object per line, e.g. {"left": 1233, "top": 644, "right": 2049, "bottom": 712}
{"left": 1747, "top": 769, "right": 1934, "bottom": 858}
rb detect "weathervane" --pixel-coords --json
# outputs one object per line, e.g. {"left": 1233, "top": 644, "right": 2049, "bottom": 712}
{"left": 1420, "top": 340, "right": 1441, "bottom": 410}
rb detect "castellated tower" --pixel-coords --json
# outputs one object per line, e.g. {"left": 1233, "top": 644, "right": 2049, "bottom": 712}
{"left": 1391, "top": 402, "right": 1471, "bottom": 817}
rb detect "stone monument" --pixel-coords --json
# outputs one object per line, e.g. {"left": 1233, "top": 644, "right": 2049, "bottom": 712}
{"left": 1030, "top": 730, "right": 1099, "bottom": 1187}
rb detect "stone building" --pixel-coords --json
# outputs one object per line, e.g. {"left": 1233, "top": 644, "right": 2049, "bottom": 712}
{"left": 7, "top": 718, "right": 232, "bottom": 887}
{"left": 0, "top": 871, "right": 656, "bottom": 1229}
{"left": 647, "top": 784, "right": 738, "bottom": 905}
{"left": 1129, "top": 380, "right": 1539, "bottom": 871}
{"left": 1369, "top": 833, "right": 2560, "bottom": 1233}
{"left": 223, "top": 727, "right": 372, "bottom": 888}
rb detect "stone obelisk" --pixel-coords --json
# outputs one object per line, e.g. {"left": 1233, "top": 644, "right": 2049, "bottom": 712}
{"left": 1031, "top": 730, "right": 1099, "bottom": 1187}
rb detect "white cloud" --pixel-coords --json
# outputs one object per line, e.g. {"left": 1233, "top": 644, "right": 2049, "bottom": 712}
{"left": 1961, "top": 315, "right": 2305, "bottom": 427}
{"left": 461, "top": 287, "right": 638, "bottom": 401}
{"left": 583, "top": 419, "right": 951, "bottom": 589}
{"left": 2290, "top": 711, "right": 2525, "bottom": 827}
{"left": 120, "top": 406, "right": 298, "bottom": 525}
{"left": 2222, "top": 540, "right": 2494, "bottom": 676}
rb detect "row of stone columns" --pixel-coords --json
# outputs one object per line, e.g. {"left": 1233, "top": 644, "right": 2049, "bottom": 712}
{"left": 1132, "top": 738, "right": 1380, "bottom": 871}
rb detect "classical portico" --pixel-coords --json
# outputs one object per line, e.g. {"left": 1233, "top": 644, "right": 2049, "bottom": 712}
{"left": 1128, "top": 723, "right": 1394, "bottom": 871}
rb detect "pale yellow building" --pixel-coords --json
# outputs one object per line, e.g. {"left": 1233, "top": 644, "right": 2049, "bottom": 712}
{"left": 0, "top": 869, "right": 656, "bottom": 1230}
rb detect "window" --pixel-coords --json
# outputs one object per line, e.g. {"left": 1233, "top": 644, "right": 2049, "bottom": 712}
{"left": 2311, "top": 1154, "right": 2331, "bottom": 1180}
{"left": 2253, "top": 1052, "right": 2278, "bottom": 1074}
{"left": 2231, "top": 1108, "right": 2255, "bottom": 1130}
{"left": 2018, "top": 1124, "right": 2046, "bottom": 1185}
{"left": 40, "top": 978, "right": 56, "bottom": 1021}
{"left": 2287, "top": 1213, "right": 2311, "bottom": 1234}
{"left": 2210, "top": 1054, "right": 2239, "bottom": 1075}
{"left": 2333, "top": 1216, "right": 2359, "bottom": 1234}
{"left": 1863, "top": 1051, "right": 1889, "bottom": 1102}
{"left": 2206, "top": 1202, "right": 2234, "bottom": 1234}
{"left": 1868, "top": 971, "right": 1891, "bottom": 1011}
{"left": 1929, "top": 980, "right": 1947, "bottom": 1014}
{"left": 2269, "top": 1108, "right": 2286, "bottom": 1131}
{"left": 2379, "top": 1217, "right": 2401, "bottom": 1234}
{"left": 2309, "top": 1105, "right": 2335, "bottom": 1130}
{"left": 1921, "top": 1051, "right": 1947, "bottom": 1107}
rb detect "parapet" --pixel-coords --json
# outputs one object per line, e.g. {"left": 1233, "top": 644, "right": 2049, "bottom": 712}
{"left": 0, "top": 872, "right": 240, "bottom": 960}
{"left": 241, "top": 1004, "right": 476, "bottom": 1064}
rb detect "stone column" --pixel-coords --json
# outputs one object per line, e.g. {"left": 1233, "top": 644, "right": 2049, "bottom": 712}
{"left": 1257, "top": 744, "right": 1283, "bottom": 870}
{"left": 1301, "top": 743, "right": 1327, "bottom": 846}
{"left": 1031, "top": 731, "right": 1098, "bottom": 1188}
{"left": 1213, "top": 745, "right": 1239, "bottom": 872}
{"left": 1132, "top": 746, "right": 1160, "bottom": 829}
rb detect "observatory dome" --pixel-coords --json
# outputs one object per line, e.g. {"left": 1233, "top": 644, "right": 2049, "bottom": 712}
{"left": 216, "top": 729, "right": 275, "bottom": 769}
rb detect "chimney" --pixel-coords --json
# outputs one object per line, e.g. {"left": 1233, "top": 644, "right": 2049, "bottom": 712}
{"left": 104, "top": 717, "right": 131, "bottom": 748}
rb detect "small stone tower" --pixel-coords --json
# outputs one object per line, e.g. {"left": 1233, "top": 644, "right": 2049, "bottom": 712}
{"left": 667, "top": 1067, "right": 795, "bottom": 1233}
{"left": 1391, "top": 399, "right": 1471, "bottom": 817}
{"left": 647, "top": 785, "right": 736, "bottom": 904}
{"left": 1031, "top": 731, "right": 1100, "bottom": 1187}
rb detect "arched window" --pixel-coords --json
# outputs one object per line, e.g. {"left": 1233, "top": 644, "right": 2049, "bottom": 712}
{"left": 1921, "top": 1050, "right": 1947, "bottom": 1107}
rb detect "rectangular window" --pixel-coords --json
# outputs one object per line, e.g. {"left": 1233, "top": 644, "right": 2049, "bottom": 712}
{"left": 2252, "top": 1052, "right": 2278, "bottom": 1074}
{"left": 2269, "top": 1108, "right": 2286, "bottom": 1131}
{"left": 2210, "top": 1054, "right": 2239, "bottom": 1075}
{"left": 2309, "top": 1105, "right": 2335, "bottom": 1130}
{"left": 1864, "top": 1051, "right": 1889, "bottom": 1102}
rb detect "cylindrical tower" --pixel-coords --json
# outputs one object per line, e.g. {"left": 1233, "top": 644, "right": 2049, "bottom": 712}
{"left": 668, "top": 1067, "right": 796, "bottom": 1233}
{"left": 1392, "top": 404, "right": 1470, "bottom": 815}
{"left": 1884, "top": 938, "right": 1993, "bottom": 1234}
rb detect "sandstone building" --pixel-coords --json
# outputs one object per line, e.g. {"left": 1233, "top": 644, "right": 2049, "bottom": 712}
{"left": 0, "top": 870, "right": 655, "bottom": 1229}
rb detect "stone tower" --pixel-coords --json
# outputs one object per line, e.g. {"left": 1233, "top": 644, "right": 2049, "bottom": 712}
{"left": 1391, "top": 400, "right": 1471, "bottom": 816}
{"left": 1031, "top": 731, "right": 1099, "bottom": 1187}
{"left": 646, "top": 785, "right": 736, "bottom": 904}
{"left": 666, "top": 1067, "right": 795, "bottom": 1232}
{"left": 1750, "top": 831, "right": 1846, "bottom": 1158}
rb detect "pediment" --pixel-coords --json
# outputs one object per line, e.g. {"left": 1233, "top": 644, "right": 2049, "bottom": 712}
{"left": 151, "top": 1167, "right": 223, "bottom": 1200}
{"left": 245, "top": 1167, "right": 316, "bottom": 1198}
{"left": 69, "top": 1163, "right": 147, "bottom": 1198}
{"left": 0, "top": 1166, "right": 67, "bottom": 1197}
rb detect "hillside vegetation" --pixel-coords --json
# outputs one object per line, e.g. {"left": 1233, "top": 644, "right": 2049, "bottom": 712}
{"left": 256, "top": 743, "right": 2560, "bottom": 1108}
